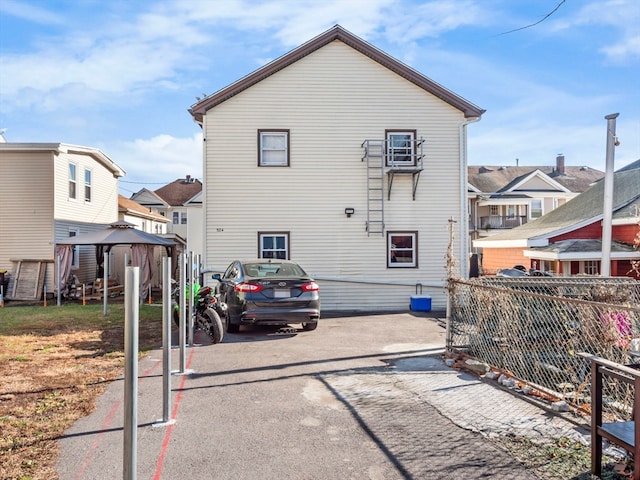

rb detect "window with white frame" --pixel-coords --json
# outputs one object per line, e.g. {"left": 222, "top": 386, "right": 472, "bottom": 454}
{"left": 388, "top": 232, "right": 417, "bottom": 267}
{"left": 69, "top": 230, "right": 80, "bottom": 269}
{"left": 84, "top": 168, "right": 92, "bottom": 202}
{"left": 386, "top": 130, "right": 416, "bottom": 167}
{"left": 172, "top": 211, "right": 188, "bottom": 225}
{"left": 584, "top": 260, "right": 599, "bottom": 275}
{"left": 259, "top": 232, "right": 289, "bottom": 259}
{"left": 259, "top": 130, "right": 289, "bottom": 166}
{"left": 69, "top": 163, "right": 77, "bottom": 200}
{"left": 490, "top": 205, "right": 499, "bottom": 216}
{"left": 530, "top": 199, "right": 542, "bottom": 218}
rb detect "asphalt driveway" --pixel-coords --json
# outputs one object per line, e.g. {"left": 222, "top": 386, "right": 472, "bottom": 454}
{"left": 57, "top": 312, "right": 547, "bottom": 479}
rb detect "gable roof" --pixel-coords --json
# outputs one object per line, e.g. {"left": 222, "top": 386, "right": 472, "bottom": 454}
{"left": 118, "top": 195, "right": 169, "bottom": 223}
{"left": 189, "top": 25, "right": 485, "bottom": 123}
{"left": 0, "top": 142, "right": 125, "bottom": 177}
{"left": 468, "top": 165, "right": 604, "bottom": 194}
{"left": 498, "top": 169, "right": 571, "bottom": 194}
{"left": 153, "top": 177, "right": 202, "bottom": 207}
{"left": 474, "top": 165, "right": 640, "bottom": 247}
{"left": 130, "top": 187, "right": 169, "bottom": 207}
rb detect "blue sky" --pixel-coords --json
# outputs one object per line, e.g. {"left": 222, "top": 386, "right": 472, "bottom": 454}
{"left": 1, "top": 0, "right": 638, "bottom": 197}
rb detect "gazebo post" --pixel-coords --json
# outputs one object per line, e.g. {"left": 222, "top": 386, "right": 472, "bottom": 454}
{"left": 103, "top": 250, "right": 109, "bottom": 315}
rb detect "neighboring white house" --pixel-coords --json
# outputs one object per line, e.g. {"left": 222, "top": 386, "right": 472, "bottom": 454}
{"left": 0, "top": 143, "right": 125, "bottom": 299}
{"left": 468, "top": 155, "right": 604, "bottom": 245}
{"left": 118, "top": 194, "right": 170, "bottom": 235}
{"left": 130, "top": 175, "right": 203, "bottom": 258}
{"left": 188, "top": 25, "right": 484, "bottom": 311}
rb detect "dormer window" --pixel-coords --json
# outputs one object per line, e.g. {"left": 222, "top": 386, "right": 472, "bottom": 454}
{"left": 386, "top": 130, "right": 416, "bottom": 167}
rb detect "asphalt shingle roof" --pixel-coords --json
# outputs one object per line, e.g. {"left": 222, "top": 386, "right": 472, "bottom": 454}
{"left": 153, "top": 177, "right": 202, "bottom": 206}
{"left": 477, "top": 161, "right": 640, "bottom": 243}
{"left": 468, "top": 165, "right": 604, "bottom": 194}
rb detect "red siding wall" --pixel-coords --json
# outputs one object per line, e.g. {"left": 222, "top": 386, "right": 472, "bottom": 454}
{"left": 551, "top": 222, "right": 639, "bottom": 244}
{"left": 614, "top": 224, "right": 640, "bottom": 244}
{"left": 481, "top": 247, "right": 530, "bottom": 275}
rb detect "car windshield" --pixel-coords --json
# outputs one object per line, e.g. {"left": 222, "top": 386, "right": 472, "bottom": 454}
{"left": 243, "top": 262, "right": 306, "bottom": 278}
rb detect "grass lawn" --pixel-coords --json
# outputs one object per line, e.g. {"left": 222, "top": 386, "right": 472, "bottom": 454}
{"left": 0, "top": 301, "right": 164, "bottom": 480}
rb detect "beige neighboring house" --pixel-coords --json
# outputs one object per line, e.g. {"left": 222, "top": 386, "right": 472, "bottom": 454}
{"left": 468, "top": 155, "right": 604, "bottom": 248}
{"left": 0, "top": 142, "right": 124, "bottom": 299}
{"left": 130, "top": 175, "right": 203, "bottom": 258}
{"left": 188, "top": 25, "right": 485, "bottom": 311}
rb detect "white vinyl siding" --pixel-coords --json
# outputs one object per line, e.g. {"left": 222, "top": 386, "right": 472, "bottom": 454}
{"left": 54, "top": 151, "right": 118, "bottom": 224}
{"left": 201, "top": 40, "right": 467, "bottom": 311}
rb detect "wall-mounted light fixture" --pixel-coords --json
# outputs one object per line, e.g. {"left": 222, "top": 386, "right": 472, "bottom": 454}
{"left": 344, "top": 208, "right": 355, "bottom": 218}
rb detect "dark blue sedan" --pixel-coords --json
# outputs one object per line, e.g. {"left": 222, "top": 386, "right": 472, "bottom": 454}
{"left": 213, "top": 259, "right": 320, "bottom": 333}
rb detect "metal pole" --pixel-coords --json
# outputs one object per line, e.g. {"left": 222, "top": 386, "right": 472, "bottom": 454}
{"left": 179, "top": 252, "right": 186, "bottom": 373}
{"left": 188, "top": 251, "right": 194, "bottom": 346}
{"left": 601, "top": 112, "right": 619, "bottom": 276}
{"left": 161, "top": 257, "right": 172, "bottom": 423}
{"left": 123, "top": 266, "right": 139, "bottom": 480}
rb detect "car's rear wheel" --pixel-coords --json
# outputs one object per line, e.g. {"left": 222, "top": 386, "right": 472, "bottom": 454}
{"left": 302, "top": 321, "right": 318, "bottom": 331}
{"left": 227, "top": 321, "right": 240, "bottom": 333}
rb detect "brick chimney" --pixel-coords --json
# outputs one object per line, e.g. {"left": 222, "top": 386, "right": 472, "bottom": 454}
{"left": 556, "top": 154, "right": 565, "bottom": 175}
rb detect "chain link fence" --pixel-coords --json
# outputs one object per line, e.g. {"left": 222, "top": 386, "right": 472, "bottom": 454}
{"left": 447, "top": 277, "right": 640, "bottom": 424}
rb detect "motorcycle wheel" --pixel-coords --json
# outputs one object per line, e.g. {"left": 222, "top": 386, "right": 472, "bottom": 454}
{"left": 200, "top": 308, "right": 224, "bottom": 344}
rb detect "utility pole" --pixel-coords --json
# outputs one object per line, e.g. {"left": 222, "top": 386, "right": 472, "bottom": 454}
{"left": 601, "top": 113, "right": 619, "bottom": 276}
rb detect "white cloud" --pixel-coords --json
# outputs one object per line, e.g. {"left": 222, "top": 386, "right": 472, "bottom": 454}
{"left": 572, "top": 0, "right": 640, "bottom": 63}
{"left": 106, "top": 133, "right": 203, "bottom": 194}
{"left": 0, "top": 0, "right": 65, "bottom": 24}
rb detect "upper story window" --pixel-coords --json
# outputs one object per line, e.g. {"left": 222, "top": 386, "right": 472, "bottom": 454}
{"left": 172, "top": 211, "right": 187, "bottom": 225}
{"left": 387, "top": 232, "right": 418, "bottom": 268}
{"left": 69, "top": 163, "right": 77, "bottom": 200}
{"left": 386, "top": 130, "right": 416, "bottom": 167}
{"left": 259, "top": 130, "right": 289, "bottom": 166}
{"left": 530, "top": 199, "right": 543, "bottom": 219}
{"left": 259, "top": 232, "right": 289, "bottom": 259}
{"left": 84, "top": 168, "right": 92, "bottom": 202}
{"left": 490, "top": 205, "right": 499, "bottom": 216}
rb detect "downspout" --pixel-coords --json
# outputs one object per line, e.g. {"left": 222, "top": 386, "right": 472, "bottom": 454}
{"left": 459, "top": 117, "right": 481, "bottom": 279}
{"left": 200, "top": 115, "right": 207, "bottom": 273}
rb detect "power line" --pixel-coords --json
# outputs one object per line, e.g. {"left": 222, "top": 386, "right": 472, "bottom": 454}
{"left": 497, "top": 0, "right": 566, "bottom": 36}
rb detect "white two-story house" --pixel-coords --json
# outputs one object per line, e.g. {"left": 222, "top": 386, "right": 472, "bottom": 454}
{"left": 188, "top": 25, "right": 485, "bottom": 311}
